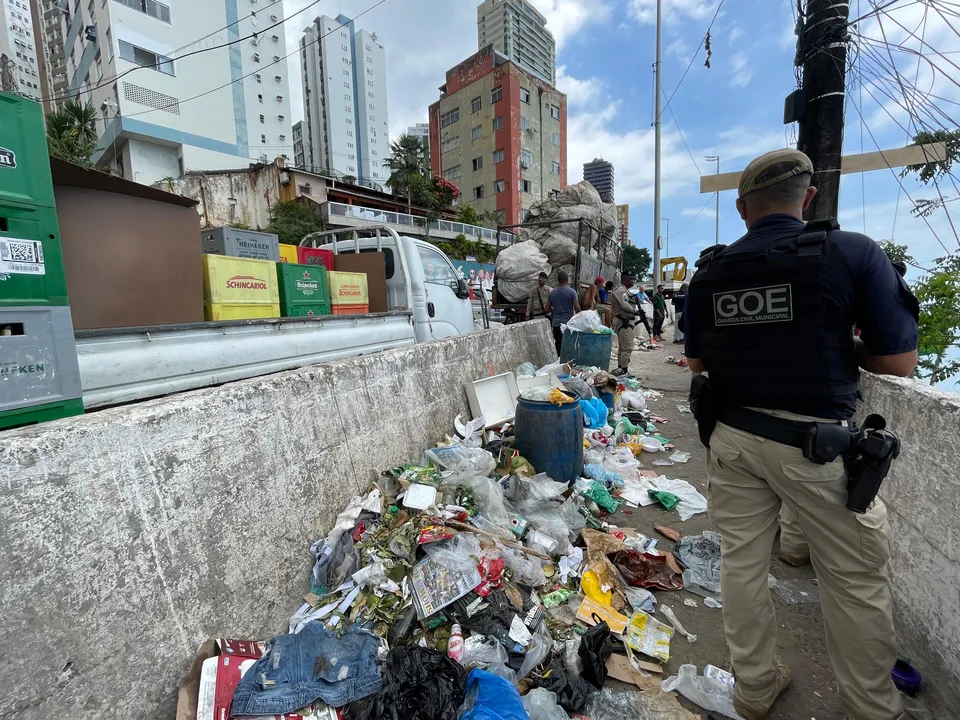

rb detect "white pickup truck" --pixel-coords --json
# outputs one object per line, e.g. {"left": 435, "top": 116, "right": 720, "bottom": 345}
{"left": 76, "top": 227, "right": 475, "bottom": 409}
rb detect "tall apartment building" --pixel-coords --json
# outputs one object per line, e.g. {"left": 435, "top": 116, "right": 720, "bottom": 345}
{"left": 30, "top": 0, "right": 69, "bottom": 110}
{"left": 616, "top": 203, "right": 630, "bottom": 245}
{"left": 61, "top": 0, "right": 293, "bottom": 185}
{"left": 300, "top": 14, "right": 388, "bottom": 188}
{"left": 428, "top": 46, "right": 566, "bottom": 226}
{"left": 407, "top": 121, "right": 429, "bottom": 170}
{"left": 292, "top": 120, "right": 304, "bottom": 168}
{"left": 477, "top": 0, "right": 555, "bottom": 86}
{"left": 0, "top": 0, "right": 41, "bottom": 101}
{"left": 583, "top": 158, "right": 614, "bottom": 203}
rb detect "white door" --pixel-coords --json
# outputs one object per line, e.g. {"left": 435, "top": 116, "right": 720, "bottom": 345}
{"left": 415, "top": 244, "right": 474, "bottom": 339}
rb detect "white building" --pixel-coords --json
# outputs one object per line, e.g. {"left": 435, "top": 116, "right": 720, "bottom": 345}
{"left": 30, "top": 0, "right": 70, "bottom": 110}
{"left": 407, "top": 121, "right": 429, "bottom": 170}
{"left": 0, "top": 0, "right": 41, "bottom": 101}
{"left": 300, "top": 14, "right": 388, "bottom": 188}
{"left": 292, "top": 119, "right": 304, "bottom": 168}
{"left": 477, "top": 0, "right": 556, "bottom": 86}
{"left": 64, "top": 0, "right": 293, "bottom": 185}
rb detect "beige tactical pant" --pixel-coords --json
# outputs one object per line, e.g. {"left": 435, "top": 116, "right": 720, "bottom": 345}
{"left": 707, "top": 414, "right": 903, "bottom": 720}
{"left": 779, "top": 503, "right": 808, "bottom": 554}
{"left": 615, "top": 324, "right": 634, "bottom": 369}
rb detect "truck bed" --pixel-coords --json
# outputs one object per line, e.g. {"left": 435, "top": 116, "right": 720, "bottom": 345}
{"left": 76, "top": 311, "right": 415, "bottom": 409}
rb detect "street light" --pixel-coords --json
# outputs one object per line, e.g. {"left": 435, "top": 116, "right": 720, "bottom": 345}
{"left": 705, "top": 155, "right": 720, "bottom": 245}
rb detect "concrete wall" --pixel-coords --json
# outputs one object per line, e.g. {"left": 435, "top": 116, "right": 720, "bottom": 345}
{"left": 164, "top": 164, "right": 282, "bottom": 230}
{"left": 860, "top": 374, "right": 960, "bottom": 710}
{"left": 0, "top": 321, "right": 555, "bottom": 720}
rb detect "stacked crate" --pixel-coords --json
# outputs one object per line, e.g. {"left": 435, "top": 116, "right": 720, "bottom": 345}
{"left": 0, "top": 93, "right": 84, "bottom": 429}
{"left": 202, "top": 255, "right": 280, "bottom": 321}
{"left": 327, "top": 271, "right": 369, "bottom": 315}
{"left": 276, "top": 263, "right": 330, "bottom": 317}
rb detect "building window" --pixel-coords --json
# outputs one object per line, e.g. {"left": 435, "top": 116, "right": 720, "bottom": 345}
{"left": 492, "top": 115, "right": 503, "bottom": 131}
{"left": 342, "top": 44, "right": 348, "bottom": 51}
{"left": 494, "top": 180, "right": 505, "bottom": 193}
{"left": 366, "top": 68, "right": 373, "bottom": 75}
{"left": 520, "top": 149, "right": 532, "bottom": 167}
{"left": 253, "top": 53, "right": 260, "bottom": 63}
{"left": 347, "top": 142, "right": 354, "bottom": 148}
{"left": 440, "top": 108, "right": 459, "bottom": 128}
{"left": 472, "top": 156, "right": 483, "bottom": 172}
{"left": 368, "top": 80, "right": 374, "bottom": 87}
{"left": 259, "top": 114, "right": 264, "bottom": 123}
{"left": 261, "top": 134, "right": 267, "bottom": 143}
{"left": 441, "top": 135, "right": 460, "bottom": 152}
{"left": 366, "top": 44, "right": 372, "bottom": 51}
{"left": 443, "top": 165, "right": 461, "bottom": 181}
{"left": 491, "top": 85, "right": 502, "bottom": 103}
{"left": 368, "top": 103, "right": 374, "bottom": 110}
{"left": 106, "top": 28, "right": 113, "bottom": 62}
{"left": 550, "top": 105, "right": 560, "bottom": 120}
{"left": 258, "top": 94, "right": 263, "bottom": 103}
{"left": 551, "top": 161, "right": 561, "bottom": 175}
{"left": 551, "top": 132, "right": 560, "bottom": 146}
{"left": 471, "top": 96, "right": 481, "bottom": 113}
{"left": 521, "top": 179, "right": 532, "bottom": 193}
{"left": 493, "top": 148, "right": 504, "bottom": 163}
{"left": 345, "top": 105, "right": 351, "bottom": 113}
{"left": 119, "top": 40, "right": 175, "bottom": 75}
{"left": 343, "top": 69, "right": 349, "bottom": 76}
{"left": 344, "top": 82, "right": 350, "bottom": 89}
{"left": 520, "top": 87, "right": 530, "bottom": 103}
{"left": 255, "top": 73, "right": 261, "bottom": 83}
{"left": 114, "top": 0, "right": 171, "bottom": 23}
{"left": 473, "top": 185, "right": 484, "bottom": 199}
{"left": 520, "top": 116, "right": 531, "bottom": 131}
{"left": 471, "top": 125, "right": 482, "bottom": 141}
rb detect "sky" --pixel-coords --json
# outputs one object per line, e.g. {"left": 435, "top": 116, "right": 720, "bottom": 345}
{"left": 279, "top": 0, "right": 960, "bottom": 273}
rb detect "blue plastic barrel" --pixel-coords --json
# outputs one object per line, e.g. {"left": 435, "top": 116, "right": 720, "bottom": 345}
{"left": 560, "top": 329, "right": 613, "bottom": 371}
{"left": 514, "top": 396, "right": 584, "bottom": 484}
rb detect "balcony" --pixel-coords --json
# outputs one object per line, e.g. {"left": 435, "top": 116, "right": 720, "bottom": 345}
{"left": 322, "top": 201, "right": 516, "bottom": 246}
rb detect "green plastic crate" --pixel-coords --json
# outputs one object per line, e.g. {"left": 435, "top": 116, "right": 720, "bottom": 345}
{"left": 0, "top": 397, "right": 84, "bottom": 430}
{"left": 0, "top": 204, "right": 70, "bottom": 306}
{"left": 0, "top": 93, "right": 56, "bottom": 209}
{"left": 276, "top": 262, "right": 331, "bottom": 317}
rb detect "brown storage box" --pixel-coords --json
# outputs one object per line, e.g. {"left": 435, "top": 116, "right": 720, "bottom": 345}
{"left": 333, "top": 251, "right": 388, "bottom": 313}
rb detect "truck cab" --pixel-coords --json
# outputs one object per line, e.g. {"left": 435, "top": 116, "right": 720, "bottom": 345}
{"left": 308, "top": 227, "right": 475, "bottom": 342}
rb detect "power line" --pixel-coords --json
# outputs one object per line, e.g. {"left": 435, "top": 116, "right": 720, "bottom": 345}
{"left": 657, "top": 0, "right": 725, "bottom": 120}
{"left": 45, "top": 0, "right": 323, "bottom": 104}
{"left": 670, "top": 195, "right": 714, "bottom": 239}
{"left": 662, "top": 91, "right": 702, "bottom": 175}
{"left": 110, "top": 1, "right": 389, "bottom": 120}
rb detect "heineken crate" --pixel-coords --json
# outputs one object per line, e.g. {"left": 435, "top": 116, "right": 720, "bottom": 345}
{"left": 0, "top": 305, "right": 83, "bottom": 429}
{"left": 276, "top": 262, "right": 330, "bottom": 317}
{"left": 201, "top": 227, "right": 280, "bottom": 262}
{"left": 0, "top": 92, "right": 56, "bottom": 209}
{"left": 0, "top": 203, "right": 70, "bottom": 306}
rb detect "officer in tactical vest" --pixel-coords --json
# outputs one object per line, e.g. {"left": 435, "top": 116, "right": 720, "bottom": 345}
{"left": 684, "top": 149, "right": 919, "bottom": 720}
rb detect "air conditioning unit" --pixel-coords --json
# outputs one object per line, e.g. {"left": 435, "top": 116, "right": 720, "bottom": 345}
{"left": 279, "top": 134, "right": 286, "bottom": 140}
{"left": 253, "top": 53, "right": 260, "bottom": 62}
{"left": 270, "top": 14, "right": 278, "bottom": 21}
{"left": 277, "top": 114, "right": 284, "bottom": 120}
{"left": 520, "top": 159, "right": 531, "bottom": 169}
{"left": 272, "top": 34, "right": 279, "bottom": 42}
{"left": 279, "top": 171, "right": 290, "bottom": 184}
{"left": 276, "top": 94, "right": 283, "bottom": 101}
{"left": 273, "top": 55, "right": 281, "bottom": 62}
{"left": 84, "top": 24, "right": 96, "bottom": 41}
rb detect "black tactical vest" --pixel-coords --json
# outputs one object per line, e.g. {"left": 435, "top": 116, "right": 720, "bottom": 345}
{"left": 689, "top": 220, "right": 860, "bottom": 417}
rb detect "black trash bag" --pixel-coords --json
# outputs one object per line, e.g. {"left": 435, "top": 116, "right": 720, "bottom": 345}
{"left": 533, "top": 656, "right": 593, "bottom": 712}
{"left": 578, "top": 620, "right": 613, "bottom": 689}
{"left": 343, "top": 647, "right": 466, "bottom": 720}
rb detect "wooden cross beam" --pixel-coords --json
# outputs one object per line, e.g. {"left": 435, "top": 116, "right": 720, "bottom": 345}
{"left": 699, "top": 142, "right": 947, "bottom": 194}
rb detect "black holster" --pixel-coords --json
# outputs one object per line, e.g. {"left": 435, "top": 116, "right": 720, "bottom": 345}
{"left": 690, "top": 375, "right": 718, "bottom": 448}
{"left": 845, "top": 414, "right": 900, "bottom": 513}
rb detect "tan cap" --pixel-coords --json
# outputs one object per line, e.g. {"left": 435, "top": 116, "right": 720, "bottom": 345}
{"left": 738, "top": 148, "right": 814, "bottom": 197}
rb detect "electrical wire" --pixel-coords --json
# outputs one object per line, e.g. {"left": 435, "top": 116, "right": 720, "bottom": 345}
{"left": 669, "top": 195, "right": 714, "bottom": 239}
{"left": 663, "top": 91, "right": 702, "bottom": 175}
{"left": 657, "top": 0, "right": 725, "bottom": 120}
{"left": 107, "top": 1, "right": 389, "bottom": 120}
{"left": 44, "top": 0, "right": 324, "bottom": 104}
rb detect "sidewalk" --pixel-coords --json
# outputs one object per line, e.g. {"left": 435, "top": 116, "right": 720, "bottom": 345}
{"left": 610, "top": 324, "right": 922, "bottom": 720}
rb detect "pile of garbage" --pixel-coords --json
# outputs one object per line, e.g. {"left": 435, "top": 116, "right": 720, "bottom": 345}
{"left": 185, "top": 358, "right": 745, "bottom": 720}
{"left": 494, "top": 181, "right": 619, "bottom": 304}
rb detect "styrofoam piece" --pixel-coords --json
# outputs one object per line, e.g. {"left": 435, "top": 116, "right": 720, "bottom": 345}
{"left": 402, "top": 483, "right": 438, "bottom": 510}
{"left": 466, "top": 372, "right": 520, "bottom": 428}
{"left": 516, "top": 372, "right": 563, "bottom": 392}
{"left": 641, "top": 436, "right": 664, "bottom": 452}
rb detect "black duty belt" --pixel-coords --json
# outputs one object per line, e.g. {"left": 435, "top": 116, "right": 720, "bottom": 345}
{"left": 719, "top": 405, "right": 857, "bottom": 458}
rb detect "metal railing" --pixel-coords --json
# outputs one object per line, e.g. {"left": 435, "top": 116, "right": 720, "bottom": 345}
{"left": 326, "top": 202, "right": 516, "bottom": 246}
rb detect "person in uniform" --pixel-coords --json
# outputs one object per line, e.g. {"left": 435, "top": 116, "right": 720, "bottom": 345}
{"left": 684, "top": 149, "right": 919, "bottom": 720}
{"left": 526, "top": 272, "right": 552, "bottom": 321}
{"left": 611, "top": 273, "right": 639, "bottom": 375}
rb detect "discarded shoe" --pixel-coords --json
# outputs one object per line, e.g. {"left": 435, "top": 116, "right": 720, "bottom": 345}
{"left": 734, "top": 660, "right": 792, "bottom": 720}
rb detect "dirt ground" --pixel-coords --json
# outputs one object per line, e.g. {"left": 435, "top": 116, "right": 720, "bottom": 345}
{"left": 606, "top": 325, "right": 848, "bottom": 720}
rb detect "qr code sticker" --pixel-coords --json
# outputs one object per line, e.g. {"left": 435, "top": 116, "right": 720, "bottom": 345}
{"left": 7, "top": 240, "right": 37, "bottom": 263}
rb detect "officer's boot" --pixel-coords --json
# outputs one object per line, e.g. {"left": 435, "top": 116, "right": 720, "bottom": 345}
{"left": 779, "top": 543, "right": 811, "bottom": 567}
{"left": 734, "top": 660, "right": 792, "bottom": 720}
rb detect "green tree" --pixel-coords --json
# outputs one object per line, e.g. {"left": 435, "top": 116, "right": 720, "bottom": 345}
{"left": 266, "top": 200, "right": 319, "bottom": 246}
{"left": 878, "top": 240, "right": 960, "bottom": 385}
{"left": 383, "top": 133, "right": 427, "bottom": 213}
{"left": 622, "top": 245, "right": 652, "bottom": 280}
{"left": 900, "top": 129, "right": 960, "bottom": 218}
{"left": 45, "top": 100, "right": 99, "bottom": 166}
{"left": 455, "top": 204, "right": 481, "bottom": 226}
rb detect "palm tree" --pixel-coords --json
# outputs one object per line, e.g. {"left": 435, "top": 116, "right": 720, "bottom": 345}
{"left": 46, "top": 100, "right": 99, "bottom": 166}
{"left": 383, "top": 133, "right": 427, "bottom": 212}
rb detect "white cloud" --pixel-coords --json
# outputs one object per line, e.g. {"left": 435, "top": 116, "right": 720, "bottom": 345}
{"left": 682, "top": 205, "right": 715, "bottom": 217}
{"left": 630, "top": 0, "right": 718, "bottom": 25}
{"left": 729, "top": 53, "right": 752, "bottom": 88}
{"left": 729, "top": 26, "right": 743, "bottom": 43}
{"left": 556, "top": 65, "right": 602, "bottom": 106}
{"left": 528, "top": 0, "right": 611, "bottom": 48}
{"left": 667, "top": 37, "right": 691, "bottom": 60}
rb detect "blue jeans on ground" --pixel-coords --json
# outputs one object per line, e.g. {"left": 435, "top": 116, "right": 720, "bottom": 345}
{"left": 230, "top": 624, "right": 382, "bottom": 715}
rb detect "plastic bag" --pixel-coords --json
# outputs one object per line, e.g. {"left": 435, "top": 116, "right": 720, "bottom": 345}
{"left": 619, "top": 390, "right": 646, "bottom": 411}
{"left": 343, "top": 647, "right": 466, "bottom": 720}
{"left": 460, "top": 669, "right": 528, "bottom": 720}
{"left": 501, "top": 544, "right": 547, "bottom": 587}
{"left": 517, "top": 622, "right": 552, "bottom": 679}
{"left": 622, "top": 585, "right": 657, "bottom": 614}
{"left": 515, "top": 362, "right": 536, "bottom": 378}
{"left": 458, "top": 476, "right": 517, "bottom": 533}
{"left": 584, "top": 463, "right": 624, "bottom": 489}
{"left": 577, "top": 480, "right": 622, "bottom": 513}
{"left": 563, "top": 310, "right": 604, "bottom": 333}
{"left": 612, "top": 549, "right": 683, "bottom": 591}
{"left": 677, "top": 531, "right": 722, "bottom": 596}
{"left": 521, "top": 689, "right": 570, "bottom": 720}
{"left": 561, "top": 377, "right": 595, "bottom": 400}
{"left": 510, "top": 473, "right": 568, "bottom": 503}
{"left": 563, "top": 637, "right": 583, "bottom": 678}
{"left": 651, "top": 477, "right": 708, "bottom": 521}
{"left": 425, "top": 445, "right": 497, "bottom": 477}
{"left": 579, "top": 398, "right": 609, "bottom": 429}
{"left": 523, "top": 508, "right": 574, "bottom": 554}
{"left": 533, "top": 655, "right": 593, "bottom": 712}
{"left": 495, "top": 241, "right": 549, "bottom": 303}
{"left": 521, "top": 386, "right": 556, "bottom": 402}
{"left": 424, "top": 532, "right": 484, "bottom": 574}
{"left": 459, "top": 635, "right": 517, "bottom": 685}
{"left": 661, "top": 665, "right": 744, "bottom": 719}
{"left": 578, "top": 619, "right": 613, "bottom": 688}
{"left": 559, "top": 496, "right": 587, "bottom": 533}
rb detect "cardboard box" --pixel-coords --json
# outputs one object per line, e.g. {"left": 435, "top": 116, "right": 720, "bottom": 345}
{"left": 333, "top": 252, "right": 387, "bottom": 313}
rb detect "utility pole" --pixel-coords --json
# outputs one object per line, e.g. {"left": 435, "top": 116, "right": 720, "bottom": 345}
{"left": 796, "top": 0, "right": 850, "bottom": 221}
{"left": 652, "top": 0, "right": 662, "bottom": 287}
{"left": 662, "top": 217, "right": 669, "bottom": 258}
{"left": 705, "top": 155, "right": 720, "bottom": 244}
